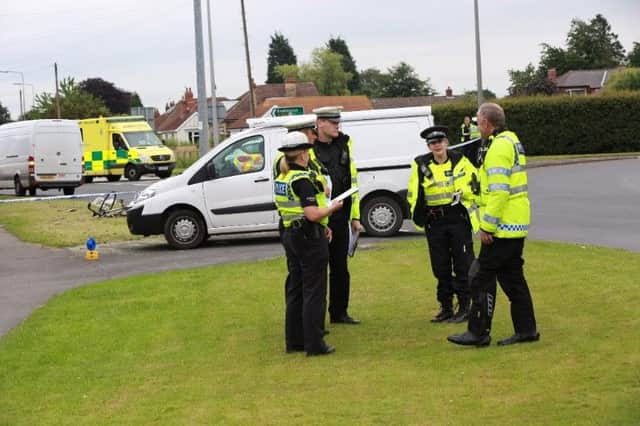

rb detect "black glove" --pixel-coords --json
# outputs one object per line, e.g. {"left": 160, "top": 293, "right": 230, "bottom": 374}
{"left": 470, "top": 173, "right": 480, "bottom": 195}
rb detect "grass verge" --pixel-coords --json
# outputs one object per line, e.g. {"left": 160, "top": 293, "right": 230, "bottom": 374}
{"left": 0, "top": 239, "right": 638, "bottom": 424}
{"left": 0, "top": 199, "right": 141, "bottom": 247}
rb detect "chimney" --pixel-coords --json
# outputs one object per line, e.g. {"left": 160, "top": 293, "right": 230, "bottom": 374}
{"left": 547, "top": 68, "right": 557, "bottom": 82}
{"left": 285, "top": 75, "right": 297, "bottom": 97}
{"left": 445, "top": 86, "right": 453, "bottom": 98}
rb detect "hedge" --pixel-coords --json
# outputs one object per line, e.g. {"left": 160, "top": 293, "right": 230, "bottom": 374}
{"left": 432, "top": 92, "right": 640, "bottom": 155}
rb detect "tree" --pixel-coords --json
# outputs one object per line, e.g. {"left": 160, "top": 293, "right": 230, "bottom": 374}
{"left": 130, "top": 92, "right": 143, "bottom": 108}
{"left": 0, "top": 101, "right": 10, "bottom": 124}
{"left": 266, "top": 32, "right": 297, "bottom": 84}
{"left": 461, "top": 89, "right": 497, "bottom": 102}
{"left": 358, "top": 68, "right": 389, "bottom": 98}
{"left": 602, "top": 68, "right": 640, "bottom": 92}
{"left": 31, "top": 77, "right": 109, "bottom": 119}
{"left": 327, "top": 36, "right": 360, "bottom": 93}
{"left": 628, "top": 42, "right": 640, "bottom": 67}
{"left": 538, "top": 44, "right": 583, "bottom": 76}
{"left": 565, "top": 14, "right": 626, "bottom": 69}
{"left": 298, "top": 48, "right": 352, "bottom": 95}
{"left": 381, "top": 62, "right": 434, "bottom": 97}
{"left": 79, "top": 77, "right": 131, "bottom": 114}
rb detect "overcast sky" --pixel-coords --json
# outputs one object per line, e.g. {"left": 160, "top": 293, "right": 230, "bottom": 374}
{"left": 1, "top": 0, "right": 639, "bottom": 120}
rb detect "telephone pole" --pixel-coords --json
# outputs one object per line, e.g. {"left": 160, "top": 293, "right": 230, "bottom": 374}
{"left": 240, "top": 0, "right": 256, "bottom": 118}
{"left": 54, "top": 63, "right": 61, "bottom": 118}
{"left": 193, "top": 0, "right": 210, "bottom": 158}
{"left": 474, "top": 0, "right": 484, "bottom": 108}
{"left": 206, "top": 0, "right": 221, "bottom": 146}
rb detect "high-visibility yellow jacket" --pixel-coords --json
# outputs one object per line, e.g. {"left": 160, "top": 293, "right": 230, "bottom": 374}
{"left": 274, "top": 169, "right": 328, "bottom": 227}
{"left": 477, "top": 130, "right": 530, "bottom": 238}
{"left": 407, "top": 151, "right": 479, "bottom": 232}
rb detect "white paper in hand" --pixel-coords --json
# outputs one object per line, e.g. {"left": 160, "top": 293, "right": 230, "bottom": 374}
{"left": 348, "top": 227, "right": 360, "bottom": 257}
{"left": 329, "top": 187, "right": 359, "bottom": 208}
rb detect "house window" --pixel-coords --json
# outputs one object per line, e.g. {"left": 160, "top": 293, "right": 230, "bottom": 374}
{"left": 567, "top": 88, "right": 587, "bottom": 96}
{"left": 189, "top": 131, "right": 199, "bottom": 144}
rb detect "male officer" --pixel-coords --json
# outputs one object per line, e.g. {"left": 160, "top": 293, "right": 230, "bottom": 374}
{"left": 448, "top": 102, "right": 539, "bottom": 347}
{"left": 273, "top": 116, "right": 319, "bottom": 179}
{"left": 312, "top": 106, "right": 362, "bottom": 325}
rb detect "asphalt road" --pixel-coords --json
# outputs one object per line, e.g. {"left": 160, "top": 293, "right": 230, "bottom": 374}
{"left": 1, "top": 159, "right": 639, "bottom": 336}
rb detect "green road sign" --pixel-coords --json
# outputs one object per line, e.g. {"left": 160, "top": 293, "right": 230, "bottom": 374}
{"left": 273, "top": 106, "right": 304, "bottom": 117}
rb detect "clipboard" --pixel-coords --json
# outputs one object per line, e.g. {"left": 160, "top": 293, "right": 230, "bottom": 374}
{"left": 329, "top": 186, "right": 359, "bottom": 208}
{"left": 348, "top": 227, "right": 360, "bottom": 257}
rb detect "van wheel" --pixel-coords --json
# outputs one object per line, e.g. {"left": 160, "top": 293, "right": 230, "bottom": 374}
{"left": 164, "top": 209, "right": 206, "bottom": 250}
{"left": 125, "top": 165, "right": 141, "bottom": 181}
{"left": 361, "top": 196, "right": 403, "bottom": 237}
{"left": 107, "top": 175, "right": 121, "bottom": 182}
{"left": 63, "top": 188, "right": 75, "bottom": 195}
{"left": 83, "top": 176, "right": 94, "bottom": 184}
{"left": 14, "top": 178, "right": 26, "bottom": 196}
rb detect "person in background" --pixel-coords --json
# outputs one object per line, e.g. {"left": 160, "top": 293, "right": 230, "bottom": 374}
{"left": 274, "top": 131, "right": 343, "bottom": 356}
{"left": 448, "top": 102, "right": 539, "bottom": 347}
{"left": 312, "top": 106, "right": 362, "bottom": 325}
{"left": 407, "top": 125, "right": 479, "bottom": 324}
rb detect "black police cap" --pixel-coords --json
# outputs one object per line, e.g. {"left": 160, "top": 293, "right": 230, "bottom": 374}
{"left": 420, "top": 125, "right": 449, "bottom": 143}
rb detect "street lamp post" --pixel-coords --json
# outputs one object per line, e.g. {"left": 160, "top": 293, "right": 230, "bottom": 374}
{"left": 13, "top": 82, "right": 35, "bottom": 111}
{"left": 474, "top": 0, "right": 484, "bottom": 108}
{"left": 1, "top": 70, "right": 25, "bottom": 118}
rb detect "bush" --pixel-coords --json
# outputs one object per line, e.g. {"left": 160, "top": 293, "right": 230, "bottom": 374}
{"left": 602, "top": 68, "right": 640, "bottom": 93}
{"left": 433, "top": 92, "right": 640, "bottom": 155}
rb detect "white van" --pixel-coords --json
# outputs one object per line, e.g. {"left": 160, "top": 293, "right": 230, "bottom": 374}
{"left": 0, "top": 119, "right": 84, "bottom": 196}
{"left": 127, "top": 107, "right": 433, "bottom": 249}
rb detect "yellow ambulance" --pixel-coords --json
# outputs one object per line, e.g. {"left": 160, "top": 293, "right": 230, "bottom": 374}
{"left": 78, "top": 116, "right": 175, "bottom": 182}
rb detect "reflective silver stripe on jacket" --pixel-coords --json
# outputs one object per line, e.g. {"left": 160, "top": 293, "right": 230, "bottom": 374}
{"left": 512, "top": 164, "right": 526, "bottom": 173}
{"left": 425, "top": 193, "right": 453, "bottom": 202}
{"left": 510, "top": 184, "right": 528, "bottom": 195}
{"left": 488, "top": 183, "right": 510, "bottom": 192}
{"left": 281, "top": 213, "right": 305, "bottom": 222}
{"left": 277, "top": 200, "right": 301, "bottom": 208}
{"left": 483, "top": 213, "right": 499, "bottom": 225}
{"left": 487, "top": 167, "right": 511, "bottom": 176}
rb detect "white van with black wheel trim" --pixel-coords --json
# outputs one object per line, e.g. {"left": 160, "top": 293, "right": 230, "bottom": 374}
{"left": 126, "top": 107, "right": 433, "bottom": 249}
{"left": 0, "top": 119, "right": 84, "bottom": 196}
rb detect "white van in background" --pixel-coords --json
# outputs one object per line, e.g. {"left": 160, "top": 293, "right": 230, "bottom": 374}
{"left": 127, "top": 107, "right": 433, "bottom": 249}
{"left": 0, "top": 119, "right": 84, "bottom": 196}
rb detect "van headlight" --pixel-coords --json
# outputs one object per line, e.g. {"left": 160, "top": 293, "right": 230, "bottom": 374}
{"left": 132, "top": 188, "right": 155, "bottom": 204}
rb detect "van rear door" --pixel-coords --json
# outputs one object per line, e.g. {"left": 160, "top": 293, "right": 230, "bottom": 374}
{"left": 33, "top": 122, "right": 83, "bottom": 183}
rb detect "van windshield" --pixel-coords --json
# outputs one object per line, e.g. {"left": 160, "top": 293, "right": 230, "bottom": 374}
{"left": 123, "top": 131, "right": 163, "bottom": 147}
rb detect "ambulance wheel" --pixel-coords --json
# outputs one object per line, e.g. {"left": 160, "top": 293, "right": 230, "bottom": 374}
{"left": 107, "top": 175, "right": 122, "bottom": 182}
{"left": 83, "top": 176, "right": 94, "bottom": 184}
{"left": 14, "top": 177, "right": 26, "bottom": 196}
{"left": 157, "top": 171, "right": 172, "bottom": 179}
{"left": 361, "top": 196, "right": 403, "bottom": 237}
{"left": 164, "top": 209, "right": 206, "bottom": 250}
{"left": 63, "top": 188, "right": 75, "bottom": 195}
{"left": 125, "top": 165, "right": 141, "bottom": 181}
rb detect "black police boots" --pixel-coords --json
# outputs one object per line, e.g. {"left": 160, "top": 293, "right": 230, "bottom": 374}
{"left": 430, "top": 303, "right": 454, "bottom": 323}
{"left": 448, "top": 298, "right": 470, "bottom": 324}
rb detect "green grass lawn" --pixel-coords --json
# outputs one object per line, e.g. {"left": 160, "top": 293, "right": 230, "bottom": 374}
{"left": 0, "top": 199, "right": 141, "bottom": 247}
{"left": 1, "top": 239, "right": 638, "bottom": 424}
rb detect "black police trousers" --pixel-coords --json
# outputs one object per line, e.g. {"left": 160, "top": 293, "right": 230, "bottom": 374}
{"left": 467, "top": 237, "right": 537, "bottom": 337}
{"left": 282, "top": 225, "right": 329, "bottom": 353}
{"left": 425, "top": 207, "right": 474, "bottom": 306}
{"left": 327, "top": 212, "right": 351, "bottom": 320}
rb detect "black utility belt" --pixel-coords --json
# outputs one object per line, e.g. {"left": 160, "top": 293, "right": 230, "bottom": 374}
{"left": 425, "top": 204, "right": 464, "bottom": 218}
{"left": 287, "top": 219, "right": 325, "bottom": 239}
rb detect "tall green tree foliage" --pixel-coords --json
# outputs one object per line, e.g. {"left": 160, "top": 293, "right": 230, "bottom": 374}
{"left": 32, "top": 77, "right": 109, "bottom": 119}
{"left": 381, "top": 62, "right": 434, "bottom": 97}
{"left": 326, "top": 36, "right": 360, "bottom": 93}
{"left": 603, "top": 68, "right": 640, "bottom": 92}
{"left": 79, "top": 78, "right": 131, "bottom": 114}
{"left": 266, "top": 32, "right": 297, "bottom": 84}
{"left": 358, "top": 68, "right": 388, "bottom": 98}
{"left": 628, "top": 42, "right": 640, "bottom": 67}
{"left": 0, "top": 101, "right": 10, "bottom": 124}
{"left": 130, "top": 92, "right": 143, "bottom": 108}
{"left": 298, "top": 48, "right": 352, "bottom": 95}
{"left": 509, "top": 14, "right": 627, "bottom": 96}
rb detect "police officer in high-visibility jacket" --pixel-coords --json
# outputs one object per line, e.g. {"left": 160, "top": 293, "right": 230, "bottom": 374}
{"left": 448, "top": 103, "right": 539, "bottom": 347}
{"left": 312, "top": 106, "right": 362, "bottom": 325}
{"left": 274, "top": 131, "right": 343, "bottom": 356}
{"left": 407, "top": 125, "right": 479, "bottom": 324}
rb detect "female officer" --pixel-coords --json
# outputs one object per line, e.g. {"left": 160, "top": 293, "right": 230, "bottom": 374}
{"left": 274, "top": 131, "right": 343, "bottom": 356}
{"left": 407, "top": 126, "right": 479, "bottom": 324}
